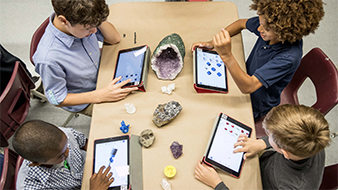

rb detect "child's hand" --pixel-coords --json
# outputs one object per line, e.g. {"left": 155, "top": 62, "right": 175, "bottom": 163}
{"left": 98, "top": 76, "right": 138, "bottom": 103}
{"left": 191, "top": 41, "right": 214, "bottom": 52}
{"left": 90, "top": 166, "right": 114, "bottom": 190}
{"left": 194, "top": 161, "right": 222, "bottom": 188}
{"left": 213, "top": 29, "right": 232, "bottom": 59}
{"left": 233, "top": 134, "right": 267, "bottom": 159}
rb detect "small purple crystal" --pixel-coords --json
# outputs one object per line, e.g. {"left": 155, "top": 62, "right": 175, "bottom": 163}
{"left": 170, "top": 141, "right": 183, "bottom": 159}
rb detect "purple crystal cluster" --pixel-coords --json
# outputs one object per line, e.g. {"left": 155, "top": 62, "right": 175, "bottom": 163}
{"left": 170, "top": 141, "right": 183, "bottom": 159}
{"left": 152, "top": 47, "right": 181, "bottom": 80}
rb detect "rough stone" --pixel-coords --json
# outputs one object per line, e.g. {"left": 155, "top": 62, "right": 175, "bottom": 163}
{"left": 170, "top": 141, "right": 183, "bottom": 159}
{"left": 139, "top": 129, "right": 155, "bottom": 148}
{"left": 151, "top": 33, "right": 185, "bottom": 80}
{"left": 152, "top": 101, "right": 182, "bottom": 127}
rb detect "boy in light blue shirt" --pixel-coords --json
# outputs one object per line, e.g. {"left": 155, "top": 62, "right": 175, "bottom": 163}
{"left": 34, "top": 0, "right": 137, "bottom": 116}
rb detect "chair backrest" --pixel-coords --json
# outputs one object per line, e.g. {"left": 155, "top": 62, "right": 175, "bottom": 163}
{"left": 255, "top": 47, "right": 338, "bottom": 138}
{"left": 29, "top": 17, "right": 49, "bottom": 66}
{"left": 280, "top": 47, "right": 338, "bottom": 115}
{"left": 0, "top": 148, "right": 23, "bottom": 190}
{"left": 0, "top": 61, "right": 34, "bottom": 147}
{"left": 319, "top": 163, "right": 338, "bottom": 190}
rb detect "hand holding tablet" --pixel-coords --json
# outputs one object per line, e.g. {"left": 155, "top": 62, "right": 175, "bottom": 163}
{"left": 93, "top": 135, "right": 130, "bottom": 190}
{"left": 113, "top": 45, "right": 150, "bottom": 92}
{"left": 193, "top": 47, "right": 228, "bottom": 93}
{"left": 203, "top": 113, "right": 252, "bottom": 178}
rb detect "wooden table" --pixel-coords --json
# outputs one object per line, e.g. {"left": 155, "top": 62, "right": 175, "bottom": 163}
{"left": 82, "top": 2, "right": 262, "bottom": 190}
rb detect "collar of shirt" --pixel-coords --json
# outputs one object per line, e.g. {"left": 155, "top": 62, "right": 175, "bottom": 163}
{"left": 49, "top": 13, "right": 76, "bottom": 48}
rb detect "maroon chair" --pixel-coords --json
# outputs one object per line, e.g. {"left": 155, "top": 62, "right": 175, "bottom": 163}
{"left": 0, "top": 148, "right": 23, "bottom": 190}
{"left": 0, "top": 61, "right": 35, "bottom": 147}
{"left": 319, "top": 163, "right": 338, "bottom": 190}
{"left": 30, "top": 17, "right": 49, "bottom": 66}
{"left": 255, "top": 47, "right": 338, "bottom": 138}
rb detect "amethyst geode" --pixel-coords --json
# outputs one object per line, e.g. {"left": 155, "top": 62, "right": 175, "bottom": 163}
{"left": 151, "top": 33, "right": 185, "bottom": 80}
{"left": 170, "top": 141, "right": 183, "bottom": 159}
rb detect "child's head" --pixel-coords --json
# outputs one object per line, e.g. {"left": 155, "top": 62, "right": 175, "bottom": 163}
{"left": 250, "top": 0, "right": 325, "bottom": 44}
{"left": 13, "top": 120, "right": 69, "bottom": 165}
{"left": 262, "top": 104, "right": 331, "bottom": 159}
{"left": 51, "top": 0, "right": 109, "bottom": 27}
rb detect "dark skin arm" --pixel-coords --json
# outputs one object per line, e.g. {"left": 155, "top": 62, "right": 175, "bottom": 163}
{"left": 81, "top": 138, "right": 88, "bottom": 151}
{"left": 90, "top": 166, "right": 115, "bottom": 190}
{"left": 191, "top": 19, "right": 263, "bottom": 94}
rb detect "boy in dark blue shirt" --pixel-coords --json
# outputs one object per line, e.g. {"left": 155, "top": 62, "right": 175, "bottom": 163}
{"left": 192, "top": 0, "right": 324, "bottom": 119}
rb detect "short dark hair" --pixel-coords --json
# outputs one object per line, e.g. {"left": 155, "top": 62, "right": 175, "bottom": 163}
{"left": 12, "top": 120, "right": 66, "bottom": 163}
{"left": 250, "top": 0, "right": 325, "bottom": 44}
{"left": 51, "top": 0, "right": 109, "bottom": 27}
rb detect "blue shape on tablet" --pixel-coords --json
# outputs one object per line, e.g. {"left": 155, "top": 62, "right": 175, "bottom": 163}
{"left": 206, "top": 62, "right": 211, "bottom": 66}
{"left": 126, "top": 75, "right": 129, "bottom": 78}
{"left": 211, "top": 67, "right": 216, "bottom": 72}
{"left": 130, "top": 74, "right": 133, "bottom": 77}
{"left": 217, "top": 72, "right": 222, "bottom": 77}
{"left": 207, "top": 71, "right": 212, "bottom": 75}
{"left": 108, "top": 148, "right": 118, "bottom": 166}
{"left": 217, "top": 63, "right": 222, "bottom": 67}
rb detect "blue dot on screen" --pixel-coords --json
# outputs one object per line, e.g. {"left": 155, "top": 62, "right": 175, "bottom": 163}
{"left": 211, "top": 67, "right": 216, "bottom": 71}
{"left": 206, "top": 62, "right": 211, "bottom": 66}
{"left": 207, "top": 71, "right": 212, "bottom": 75}
{"left": 217, "top": 72, "right": 222, "bottom": 77}
{"left": 217, "top": 63, "right": 222, "bottom": 67}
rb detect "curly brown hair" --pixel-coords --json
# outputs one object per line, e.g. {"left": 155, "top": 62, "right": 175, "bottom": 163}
{"left": 52, "top": 0, "right": 109, "bottom": 27}
{"left": 262, "top": 104, "right": 331, "bottom": 158}
{"left": 250, "top": 0, "right": 325, "bottom": 44}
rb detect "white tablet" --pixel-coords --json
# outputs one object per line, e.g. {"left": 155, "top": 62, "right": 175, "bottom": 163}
{"left": 113, "top": 45, "right": 149, "bottom": 90}
{"left": 203, "top": 113, "right": 252, "bottom": 178}
{"left": 93, "top": 135, "right": 130, "bottom": 190}
{"left": 193, "top": 47, "right": 228, "bottom": 93}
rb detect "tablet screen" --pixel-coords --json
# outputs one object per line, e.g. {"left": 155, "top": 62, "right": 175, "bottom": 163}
{"left": 93, "top": 135, "right": 129, "bottom": 189}
{"left": 195, "top": 48, "right": 228, "bottom": 92}
{"left": 114, "top": 45, "right": 147, "bottom": 87}
{"left": 205, "top": 113, "right": 251, "bottom": 177}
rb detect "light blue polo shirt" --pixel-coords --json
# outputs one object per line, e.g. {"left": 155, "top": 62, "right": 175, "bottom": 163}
{"left": 34, "top": 13, "right": 104, "bottom": 112}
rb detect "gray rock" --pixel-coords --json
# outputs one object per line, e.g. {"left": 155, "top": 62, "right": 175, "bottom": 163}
{"left": 139, "top": 129, "right": 155, "bottom": 148}
{"left": 152, "top": 101, "right": 182, "bottom": 127}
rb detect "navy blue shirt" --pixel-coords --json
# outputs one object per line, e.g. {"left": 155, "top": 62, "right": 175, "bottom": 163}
{"left": 246, "top": 17, "right": 302, "bottom": 119}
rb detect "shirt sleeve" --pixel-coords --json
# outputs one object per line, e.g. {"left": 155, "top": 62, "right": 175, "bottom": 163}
{"left": 261, "top": 136, "right": 272, "bottom": 149}
{"left": 69, "top": 128, "right": 87, "bottom": 149}
{"left": 253, "top": 54, "right": 294, "bottom": 88}
{"left": 215, "top": 182, "right": 230, "bottom": 190}
{"left": 246, "top": 16, "right": 260, "bottom": 36}
{"left": 35, "top": 62, "right": 68, "bottom": 105}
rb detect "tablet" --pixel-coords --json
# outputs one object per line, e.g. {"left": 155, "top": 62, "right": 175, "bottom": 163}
{"left": 194, "top": 47, "right": 228, "bottom": 93}
{"left": 113, "top": 45, "right": 148, "bottom": 88}
{"left": 204, "top": 113, "right": 252, "bottom": 178}
{"left": 93, "top": 135, "right": 130, "bottom": 190}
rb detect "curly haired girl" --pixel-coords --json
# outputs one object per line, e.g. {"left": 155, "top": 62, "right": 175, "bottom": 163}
{"left": 191, "top": 0, "right": 325, "bottom": 120}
